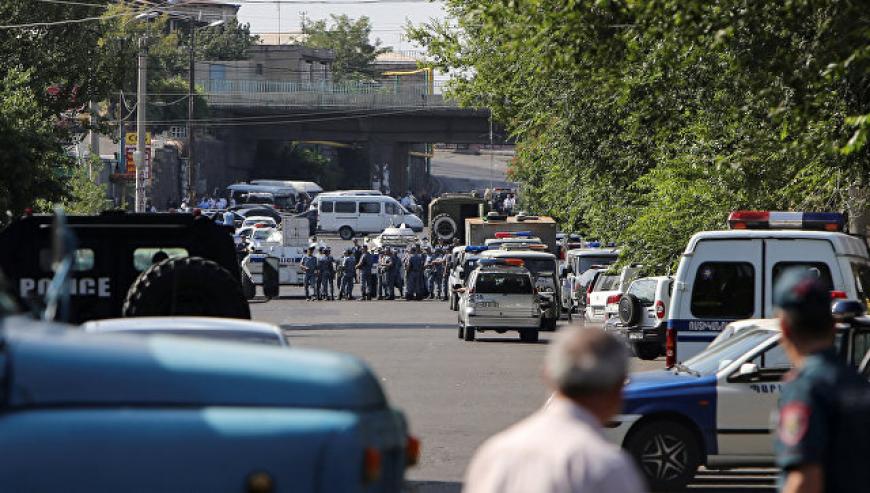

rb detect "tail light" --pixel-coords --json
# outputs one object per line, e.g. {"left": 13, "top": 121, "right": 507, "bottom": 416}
{"left": 665, "top": 327, "right": 676, "bottom": 368}
{"left": 363, "top": 447, "right": 382, "bottom": 483}
{"left": 406, "top": 436, "right": 421, "bottom": 467}
{"left": 559, "top": 247, "right": 566, "bottom": 260}
{"left": 586, "top": 284, "right": 594, "bottom": 304}
{"left": 830, "top": 290, "right": 847, "bottom": 300}
{"left": 655, "top": 300, "right": 665, "bottom": 319}
{"left": 606, "top": 293, "right": 622, "bottom": 305}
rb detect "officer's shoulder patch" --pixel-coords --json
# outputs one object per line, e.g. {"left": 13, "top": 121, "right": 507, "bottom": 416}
{"left": 778, "top": 401, "right": 811, "bottom": 447}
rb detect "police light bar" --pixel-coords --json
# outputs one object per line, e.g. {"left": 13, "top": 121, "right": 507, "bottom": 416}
{"left": 494, "top": 231, "right": 532, "bottom": 239}
{"left": 586, "top": 241, "right": 601, "bottom": 248}
{"left": 501, "top": 243, "right": 547, "bottom": 251}
{"left": 727, "top": 211, "right": 845, "bottom": 232}
{"left": 464, "top": 245, "right": 490, "bottom": 253}
{"left": 478, "top": 258, "right": 525, "bottom": 267}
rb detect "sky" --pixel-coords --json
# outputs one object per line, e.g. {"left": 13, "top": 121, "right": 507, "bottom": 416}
{"left": 235, "top": 0, "right": 447, "bottom": 52}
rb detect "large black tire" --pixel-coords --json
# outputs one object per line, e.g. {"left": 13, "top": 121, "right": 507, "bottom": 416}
{"left": 624, "top": 420, "right": 702, "bottom": 492}
{"left": 519, "top": 329, "right": 539, "bottom": 343}
{"left": 431, "top": 213, "right": 458, "bottom": 242}
{"left": 633, "top": 341, "right": 661, "bottom": 361}
{"left": 541, "top": 317, "right": 558, "bottom": 331}
{"left": 619, "top": 294, "right": 643, "bottom": 325}
{"left": 464, "top": 325, "right": 476, "bottom": 341}
{"left": 338, "top": 226, "right": 354, "bottom": 240}
{"left": 123, "top": 257, "right": 251, "bottom": 319}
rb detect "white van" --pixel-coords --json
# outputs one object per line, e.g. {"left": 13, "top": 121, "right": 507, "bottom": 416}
{"left": 226, "top": 183, "right": 308, "bottom": 211}
{"left": 316, "top": 194, "right": 423, "bottom": 240}
{"left": 250, "top": 180, "right": 323, "bottom": 198}
{"left": 666, "top": 211, "right": 870, "bottom": 367}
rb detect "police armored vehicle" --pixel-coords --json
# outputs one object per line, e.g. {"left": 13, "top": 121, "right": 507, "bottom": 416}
{"left": 428, "top": 193, "right": 488, "bottom": 244}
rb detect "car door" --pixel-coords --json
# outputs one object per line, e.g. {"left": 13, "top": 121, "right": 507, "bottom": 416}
{"left": 333, "top": 200, "right": 358, "bottom": 232}
{"left": 673, "top": 239, "right": 763, "bottom": 361}
{"left": 318, "top": 200, "right": 335, "bottom": 231}
{"left": 358, "top": 201, "right": 383, "bottom": 233}
{"left": 715, "top": 337, "right": 789, "bottom": 459}
{"left": 764, "top": 239, "right": 839, "bottom": 317}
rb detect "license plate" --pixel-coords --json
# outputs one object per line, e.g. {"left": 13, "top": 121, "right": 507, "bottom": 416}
{"left": 593, "top": 308, "right": 604, "bottom": 316}
{"left": 629, "top": 333, "right": 643, "bottom": 340}
{"left": 478, "top": 301, "right": 499, "bottom": 308}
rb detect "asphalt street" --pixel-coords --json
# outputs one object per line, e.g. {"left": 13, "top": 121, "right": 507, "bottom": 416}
{"left": 251, "top": 288, "right": 777, "bottom": 493}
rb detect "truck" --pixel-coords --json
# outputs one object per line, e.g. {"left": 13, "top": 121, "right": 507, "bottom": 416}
{"left": 242, "top": 214, "right": 313, "bottom": 287}
{"left": 464, "top": 214, "right": 558, "bottom": 254}
{"left": 428, "top": 193, "right": 488, "bottom": 244}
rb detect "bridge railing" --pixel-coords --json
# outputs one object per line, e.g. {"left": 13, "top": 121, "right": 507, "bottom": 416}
{"left": 197, "top": 79, "right": 458, "bottom": 109}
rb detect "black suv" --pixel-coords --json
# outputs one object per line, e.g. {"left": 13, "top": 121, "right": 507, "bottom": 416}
{"left": 0, "top": 212, "right": 249, "bottom": 323}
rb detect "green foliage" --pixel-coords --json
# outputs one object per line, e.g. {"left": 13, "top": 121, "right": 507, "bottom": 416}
{"left": 302, "top": 15, "right": 391, "bottom": 81}
{"left": 411, "top": 0, "right": 870, "bottom": 271}
{"left": 36, "top": 155, "right": 109, "bottom": 215}
{"left": 0, "top": 69, "right": 69, "bottom": 215}
{"left": 196, "top": 17, "right": 259, "bottom": 61}
{"left": 278, "top": 144, "right": 345, "bottom": 191}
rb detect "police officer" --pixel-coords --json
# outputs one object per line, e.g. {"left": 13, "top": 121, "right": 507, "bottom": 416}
{"left": 773, "top": 270, "right": 870, "bottom": 493}
{"left": 355, "top": 245, "right": 373, "bottom": 301}
{"left": 318, "top": 247, "right": 335, "bottom": 301}
{"left": 378, "top": 248, "right": 394, "bottom": 300}
{"left": 404, "top": 245, "right": 425, "bottom": 301}
{"left": 301, "top": 246, "right": 318, "bottom": 301}
{"left": 389, "top": 247, "right": 402, "bottom": 298}
{"left": 339, "top": 248, "right": 356, "bottom": 300}
{"left": 427, "top": 248, "right": 445, "bottom": 300}
{"left": 368, "top": 248, "right": 380, "bottom": 300}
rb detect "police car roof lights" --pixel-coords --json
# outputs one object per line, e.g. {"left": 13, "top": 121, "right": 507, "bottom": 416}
{"left": 464, "top": 245, "right": 490, "bottom": 252}
{"left": 494, "top": 231, "right": 532, "bottom": 238}
{"left": 727, "top": 211, "right": 846, "bottom": 232}
{"left": 500, "top": 243, "right": 547, "bottom": 251}
{"left": 477, "top": 258, "right": 525, "bottom": 267}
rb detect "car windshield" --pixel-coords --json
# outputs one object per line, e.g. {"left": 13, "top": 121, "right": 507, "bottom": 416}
{"left": 593, "top": 274, "right": 619, "bottom": 291}
{"left": 475, "top": 273, "right": 533, "bottom": 294}
{"left": 252, "top": 230, "right": 274, "bottom": 240}
{"left": 681, "top": 329, "right": 777, "bottom": 375}
{"left": 577, "top": 255, "right": 617, "bottom": 274}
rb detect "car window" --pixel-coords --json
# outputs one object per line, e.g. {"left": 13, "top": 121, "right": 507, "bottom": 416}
{"left": 39, "top": 248, "right": 94, "bottom": 273}
{"left": 850, "top": 330, "right": 870, "bottom": 367}
{"left": 334, "top": 201, "right": 356, "bottom": 213}
{"left": 577, "top": 255, "right": 617, "bottom": 274}
{"left": 520, "top": 258, "right": 556, "bottom": 276}
{"left": 593, "top": 274, "right": 619, "bottom": 291}
{"left": 772, "top": 262, "right": 833, "bottom": 293}
{"left": 475, "top": 273, "right": 533, "bottom": 294}
{"left": 683, "top": 329, "right": 775, "bottom": 375}
{"left": 627, "top": 279, "right": 657, "bottom": 305}
{"left": 385, "top": 202, "right": 399, "bottom": 214}
{"left": 320, "top": 201, "right": 334, "bottom": 213}
{"left": 133, "top": 247, "right": 189, "bottom": 272}
{"left": 690, "top": 262, "right": 755, "bottom": 318}
{"left": 753, "top": 343, "right": 791, "bottom": 369}
{"left": 360, "top": 202, "right": 381, "bottom": 214}
{"left": 851, "top": 263, "right": 870, "bottom": 305}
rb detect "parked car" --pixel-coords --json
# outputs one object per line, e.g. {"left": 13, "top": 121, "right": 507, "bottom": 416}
{"left": 585, "top": 266, "right": 641, "bottom": 323}
{"left": 83, "top": 316, "right": 288, "bottom": 347}
{"left": 604, "top": 276, "right": 672, "bottom": 360}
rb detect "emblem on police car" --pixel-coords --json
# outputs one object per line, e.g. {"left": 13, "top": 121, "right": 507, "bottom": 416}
{"left": 778, "top": 402, "right": 810, "bottom": 446}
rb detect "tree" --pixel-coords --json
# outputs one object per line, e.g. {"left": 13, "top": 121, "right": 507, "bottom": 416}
{"left": 410, "top": 0, "right": 870, "bottom": 270}
{"left": 197, "top": 17, "right": 259, "bottom": 61}
{"left": 302, "top": 15, "right": 390, "bottom": 82}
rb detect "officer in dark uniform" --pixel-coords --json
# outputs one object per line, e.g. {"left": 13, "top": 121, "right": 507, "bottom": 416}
{"left": 339, "top": 248, "right": 356, "bottom": 300}
{"left": 301, "top": 247, "right": 318, "bottom": 301}
{"left": 773, "top": 270, "right": 870, "bottom": 493}
{"left": 355, "top": 245, "right": 373, "bottom": 301}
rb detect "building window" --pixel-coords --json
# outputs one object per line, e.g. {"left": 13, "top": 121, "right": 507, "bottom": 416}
{"left": 169, "top": 126, "right": 187, "bottom": 139}
{"left": 256, "top": 63, "right": 263, "bottom": 75}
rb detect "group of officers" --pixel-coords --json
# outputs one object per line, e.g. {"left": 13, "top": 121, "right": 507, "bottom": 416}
{"left": 299, "top": 240, "right": 451, "bottom": 301}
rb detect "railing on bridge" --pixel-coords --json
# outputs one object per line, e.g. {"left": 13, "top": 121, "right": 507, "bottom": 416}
{"left": 197, "top": 79, "right": 458, "bottom": 110}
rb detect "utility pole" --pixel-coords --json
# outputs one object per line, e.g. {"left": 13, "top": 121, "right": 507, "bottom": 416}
{"left": 134, "top": 36, "right": 148, "bottom": 213}
{"left": 187, "top": 23, "right": 196, "bottom": 204}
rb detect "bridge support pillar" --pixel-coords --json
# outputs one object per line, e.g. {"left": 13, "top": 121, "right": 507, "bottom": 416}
{"left": 368, "top": 141, "right": 409, "bottom": 196}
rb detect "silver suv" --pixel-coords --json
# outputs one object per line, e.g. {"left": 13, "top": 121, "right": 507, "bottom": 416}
{"left": 457, "top": 260, "right": 541, "bottom": 343}
{"left": 605, "top": 276, "right": 672, "bottom": 360}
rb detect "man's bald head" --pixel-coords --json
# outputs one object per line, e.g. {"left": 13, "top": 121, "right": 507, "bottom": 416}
{"left": 545, "top": 328, "right": 628, "bottom": 399}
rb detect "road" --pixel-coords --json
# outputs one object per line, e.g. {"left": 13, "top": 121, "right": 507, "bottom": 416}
{"left": 251, "top": 288, "right": 776, "bottom": 492}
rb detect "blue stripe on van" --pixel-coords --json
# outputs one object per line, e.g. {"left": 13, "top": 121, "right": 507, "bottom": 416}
{"left": 676, "top": 333, "right": 717, "bottom": 342}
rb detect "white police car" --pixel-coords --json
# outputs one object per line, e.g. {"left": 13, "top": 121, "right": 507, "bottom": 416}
{"left": 448, "top": 245, "right": 489, "bottom": 311}
{"left": 666, "top": 211, "right": 870, "bottom": 367}
{"left": 606, "top": 304, "right": 870, "bottom": 491}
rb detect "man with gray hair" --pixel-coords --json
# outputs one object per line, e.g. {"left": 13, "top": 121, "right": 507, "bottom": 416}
{"left": 464, "top": 329, "right": 644, "bottom": 493}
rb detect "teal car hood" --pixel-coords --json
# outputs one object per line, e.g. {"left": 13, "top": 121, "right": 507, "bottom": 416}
{"left": 2, "top": 323, "right": 387, "bottom": 411}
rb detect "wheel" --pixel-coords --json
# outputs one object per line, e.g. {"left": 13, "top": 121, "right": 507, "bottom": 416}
{"left": 464, "top": 325, "right": 476, "bottom": 341}
{"left": 338, "top": 226, "right": 354, "bottom": 240}
{"left": 624, "top": 420, "right": 702, "bottom": 491}
{"left": 633, "top": 342, "right": 661, "bottom": 361}
{"left": 618, "top": 294, "right": 643, "bottom": 325}
{"left": 458, "top": 316, "right": 465, "bottom": 339}
{"left": 519, "top": 329, "right": 539, "bottom": 343}
{"left": 123, "top": 257, "right": 251, "bottom": 319}
{"left": 431, "top": 213, "right": 458, "bottom": 242}
{"left": 541, "top": 317, "right": 558, "bottom": 331}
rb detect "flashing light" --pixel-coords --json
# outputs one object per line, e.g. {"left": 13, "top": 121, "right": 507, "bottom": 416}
{"left": 727, "top": 211, "right": 845, "bottom": 232}
{"left": 465, "top": 245, "right": 489, "bottom": 253}
{"left": 830, "top": 290, "right": 848, "bottom": 300}
{"left": 586, "top": 241, "right": 601, "bottom": 248}
{"left": 494, "top": 231, "right": 532, "bottom": 239}
{"left": 477, "top": 258, "right": 525, "bottom": 267}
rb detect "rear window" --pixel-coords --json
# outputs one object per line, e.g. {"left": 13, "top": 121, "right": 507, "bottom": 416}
{"left": 627, "top": 279, "right": 657, "bottom": 305}
{"left": 577, "top": 255, "right": 617, "bottom": 274}
{"left": 691, "top": 262, "right": 755, "bottom": 319}
{"left": 320, "top": 201, "right": 334, "bottom": 213}
{"left": 360, "top": 202, "right": 381, "bottom": 214}
{"left": 133, "top": 247, "right": 189, "bottom": 272}
{"left": 518, "top": 258, "right": 556, "bottom": 276}
{"left": 851, "top": 263, "right": 870, "bottom": 305}
{"left": 335, "top": 201, "right": 356, "bottom": 213}
{"left": 475, "top": 273, "right": 533, "bottom": 294}
{"left": 772, "top": 262, "right": 834, "bottom": 293}
{"left": 593, "top": 275, "right": 619, "bottom": 291}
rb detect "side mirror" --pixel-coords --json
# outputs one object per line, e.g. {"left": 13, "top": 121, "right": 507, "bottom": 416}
{"left": 732, "top": 362, "right": 759, "bottom": 382}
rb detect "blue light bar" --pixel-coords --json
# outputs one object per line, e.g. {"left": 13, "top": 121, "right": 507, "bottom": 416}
{"left": 513, "top": 231, "right": 532, "bottom": 237}
{"left": 802, "top": 212, "right": 845, "bottom": 232}
{"left": 465, "top": 245, "right": 490, "bottom": 252}
{"left": 587, "top": 241, "right": 601, "bottom": 248}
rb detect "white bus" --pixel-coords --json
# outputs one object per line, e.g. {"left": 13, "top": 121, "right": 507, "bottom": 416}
{"left": 226, "top": 183, "right": 309, "bottom": 211}
{"left": 315, "top": 193, "right": 423, "bottom": 240}
{"left": 249, "top": 180, "right": 323, "bottom": 198}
